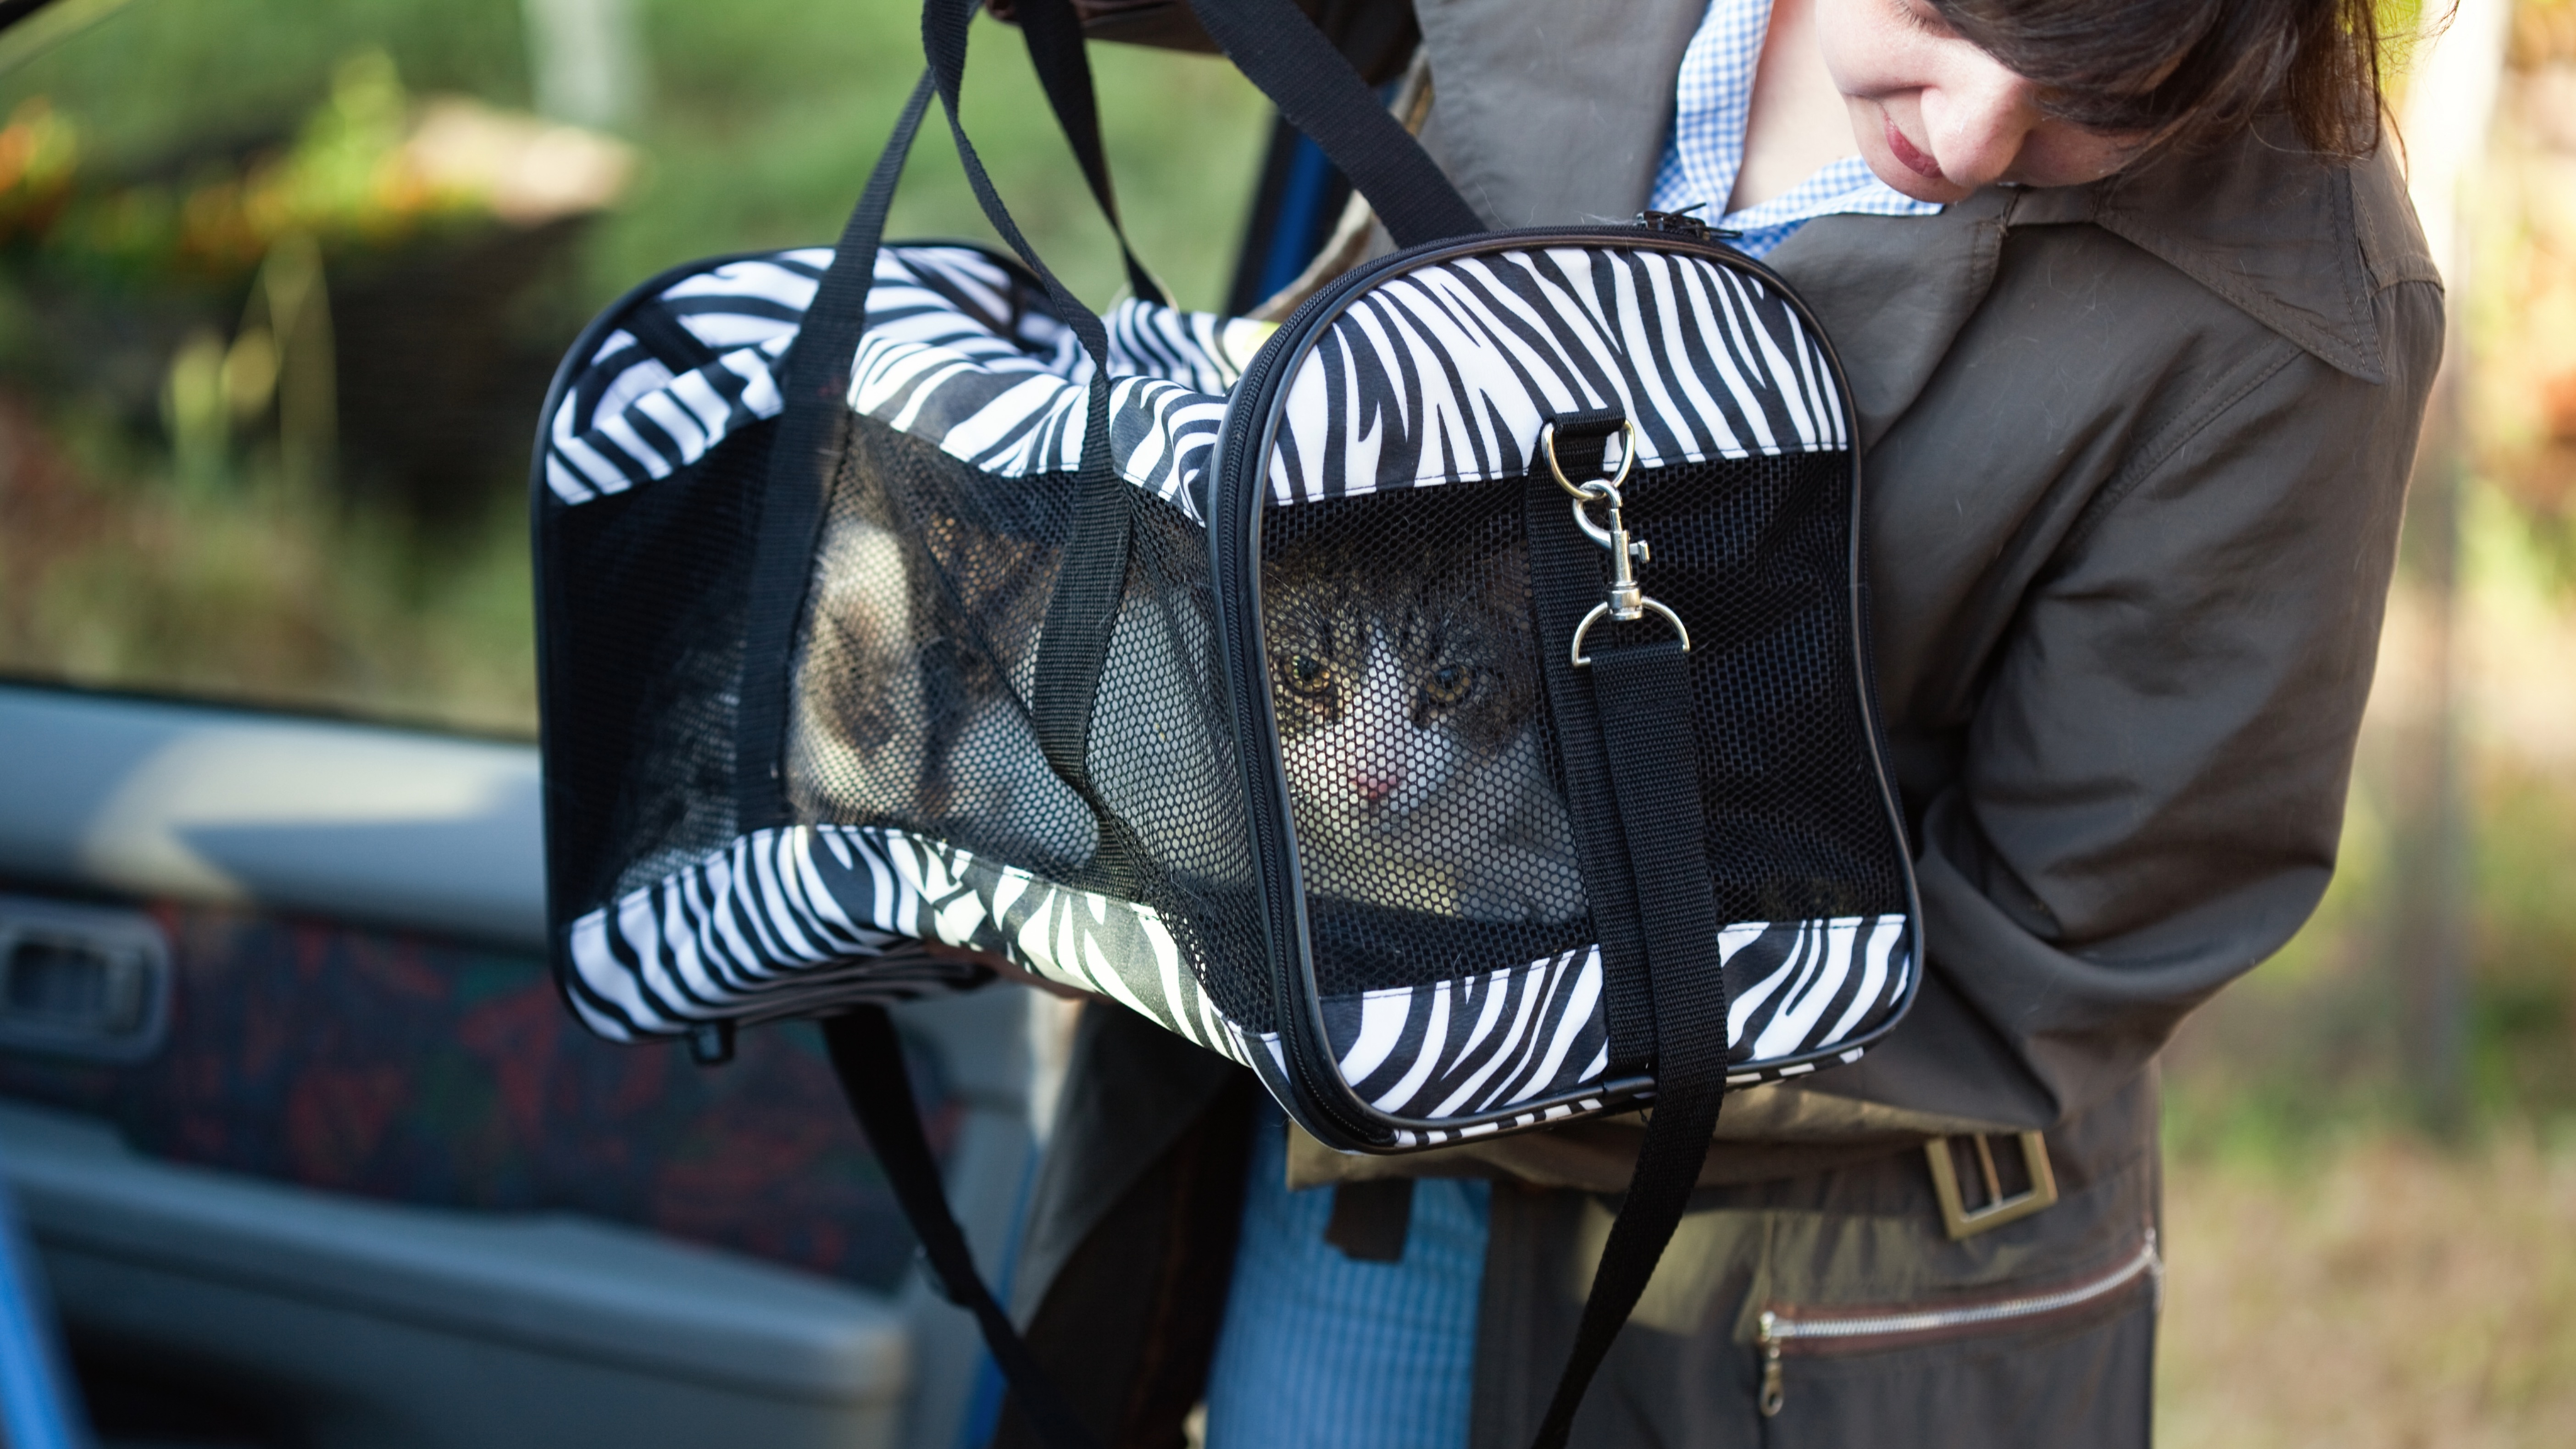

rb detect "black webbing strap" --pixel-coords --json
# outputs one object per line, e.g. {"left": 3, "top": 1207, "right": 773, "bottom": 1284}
{"left": 920, "top": 0, "right": 1109, "bottom": 421}
{"left": 822, "top": 1006, "right": 1102, "bottom": 1449}
{"left": 734, "top": 70, "right": 938, "bottom": 827}
{"left": 1028, "top": 472, "right": 1151, "bottom": 887}
{"left": 737, "top": 0, "right": 1166, "bottom": 831}
{"left": 1011, "top": 0, "right": 1166, "bottom": 305}
{"left": 1522, "top": 419, "right": 1731, "bottom": 1449}
{"left": 1530, "top": 641, "right": 1730, "bottom": 1449}
{"left": 922, "top": 0, "right": 1146, "bottom": 883}
{"left": 1524, "top": 414, "right": 1652, "bottom": 1075}
{"left": 1186, "top": 0, "right": 1483, "bottom": 248}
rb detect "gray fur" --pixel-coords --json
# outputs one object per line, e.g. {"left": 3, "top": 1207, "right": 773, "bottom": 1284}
{"left": 1264, "top": 543, "right": 1584, "bottom": 923}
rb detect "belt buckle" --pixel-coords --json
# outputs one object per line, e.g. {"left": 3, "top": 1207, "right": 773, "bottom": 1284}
{"left": 1924, "top": 1131, "right": 2058, "bottom": 1240}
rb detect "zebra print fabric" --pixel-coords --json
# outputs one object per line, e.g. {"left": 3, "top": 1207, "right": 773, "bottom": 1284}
{"left": 564, "top": 825, "right": 1912, "bottom": 1138}
{"left": 543, "top": 248, "right": 823, "bottom": 506}
{"left": 564, "top": 822, "right": 1265, "bottom": 1058}
{"left": 1261, "top": 245, "right": 1848, "bottom": 503}
{"left": 540, "top": 241, "right": 1849, "bottom": 518}
{"left": 1325, "top": 914, "right": 1912, "bottom": 1145}
{"left": 541, "top": 245, "right": 1265, "bottom": 516}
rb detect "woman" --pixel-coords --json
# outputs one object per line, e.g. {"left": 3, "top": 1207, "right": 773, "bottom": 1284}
{"left": 995, "top": 1, "right": 2439, "bottom": 1444}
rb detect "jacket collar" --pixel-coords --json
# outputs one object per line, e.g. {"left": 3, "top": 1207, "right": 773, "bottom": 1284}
{"left": 2005, "top": 118, "right": 2434, "bottom": 386}
{"left": 1768, "top": 121, "right": 2435, "bottom": 448}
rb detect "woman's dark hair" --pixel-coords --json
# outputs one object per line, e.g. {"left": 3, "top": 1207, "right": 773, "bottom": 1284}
{"left": 1930, "top": 0, "right": 2398, "bottom": 157}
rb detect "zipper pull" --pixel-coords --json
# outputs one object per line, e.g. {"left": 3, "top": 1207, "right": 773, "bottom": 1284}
{"left": 1633, "top": 207, "right": 1743, "bottom": 242}
{"left": 1757, "top": 1310, "right": 1786, "bottom": 1417}
{"left": 1635, "top": 208, "right": 1709, "bottom": 240}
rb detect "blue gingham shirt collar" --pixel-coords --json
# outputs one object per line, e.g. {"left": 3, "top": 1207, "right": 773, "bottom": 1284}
{"left": 1649, "top": 0, "right": 1943, "bottom": 257}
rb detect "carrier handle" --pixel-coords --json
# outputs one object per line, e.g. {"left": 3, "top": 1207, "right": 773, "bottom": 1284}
{"left": 739, "top": 0, "right": 1156, "bottom": 877}
{"left": 822, "top": 1006, "right": 1105, "bottom": 1449}
{"left": 1010, "top": 0, "right": 1168, "bottom": 305}
{"left": 920, "top": 0, "right": 1118, "bottom": 381}
{"left": 735, "top": 70, "right": 941, "bottom": 828}
{"left": 1186, "top": 0, "right": 1484, "bottom": 247}
{"left": 921, "top": 0, "right": 1155, "bottom": 885}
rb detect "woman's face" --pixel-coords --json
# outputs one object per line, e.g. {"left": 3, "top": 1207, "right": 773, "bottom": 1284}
{"left": 1815, "top": 0, "right": 2149, "bottom": 202}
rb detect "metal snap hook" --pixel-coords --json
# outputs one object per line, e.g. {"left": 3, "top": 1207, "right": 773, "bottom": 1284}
{"left": 1565, "top": 480, "right": 1688, "bottom": 666}
{"left": 1542, "top": 420, "right": 1686, "bottom": 667}
{"left": 1567, "top": 479, "right": 1623, "bottom": 552}
{"left": 1571, "top": 598, "right": 1689, "bottom": 668}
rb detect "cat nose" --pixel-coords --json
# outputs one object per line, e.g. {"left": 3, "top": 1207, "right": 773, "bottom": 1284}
{"left": 1353, "top": 769, "right": 1402, "bottom": 806}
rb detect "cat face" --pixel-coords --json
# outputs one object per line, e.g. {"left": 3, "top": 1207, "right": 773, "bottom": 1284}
{"left": 1263, "top": 550, "right": 1537, "bottom": 837}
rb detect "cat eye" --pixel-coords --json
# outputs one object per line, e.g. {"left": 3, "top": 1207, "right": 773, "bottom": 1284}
{"left": 1284, "top": 655, "right": 1334, "bottom": 694}
{"left": 1423, "top": 664, "right": 1473, "bottom": 705}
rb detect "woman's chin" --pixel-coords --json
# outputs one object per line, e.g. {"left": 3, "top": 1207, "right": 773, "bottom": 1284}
{"left": 1860, "top": 151, "right": 1975, "bottom": 203}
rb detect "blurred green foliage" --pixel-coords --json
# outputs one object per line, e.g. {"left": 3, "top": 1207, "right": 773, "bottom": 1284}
{"left": 0, "top": 0, "right": 532, "bottom": 200}
{"left": 0, "top": 0, "right": 1267, "bottom": 312}
{"left": 0, "top": 0, "right": 1269, "bottom": 733}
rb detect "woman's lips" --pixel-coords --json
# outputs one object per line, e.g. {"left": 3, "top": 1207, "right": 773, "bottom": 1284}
{"left": 1884, "top": 116, "right": 1945, "bottom": 179}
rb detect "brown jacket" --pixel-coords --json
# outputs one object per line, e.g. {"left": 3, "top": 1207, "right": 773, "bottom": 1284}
{"left": 997, "top": 6, "right": 2443, "bottom": 1444}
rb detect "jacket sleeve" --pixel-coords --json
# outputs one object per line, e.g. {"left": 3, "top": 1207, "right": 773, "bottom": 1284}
{"left": 1821, "top": 272, "right": 2446, "bottom": 1133}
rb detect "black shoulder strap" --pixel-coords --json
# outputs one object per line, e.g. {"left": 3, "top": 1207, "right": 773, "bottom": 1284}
{"left": 1187, "top": 0, "right": 1483, "bottom": 247}
{"left": 1523, "top": 422, "right": 1732, "bottom": 1449}
{"left": 823, "top": 1006, "right": 1103, "bottom": 1449}
{"left": 1530, "top": 642, "right": 1731, "bottom": 1449}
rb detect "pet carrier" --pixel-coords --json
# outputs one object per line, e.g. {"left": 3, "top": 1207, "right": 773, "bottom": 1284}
{"left": 533, "top": 0, "right": 1921, "bottom": 1440}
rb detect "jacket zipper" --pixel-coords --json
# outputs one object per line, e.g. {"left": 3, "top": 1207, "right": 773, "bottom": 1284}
{"left": 1208, "top": 218, "right": 1882, "bottom": 1150}
{"left": 1754, "top": 1231, "right": 2162, "bottom": 1417}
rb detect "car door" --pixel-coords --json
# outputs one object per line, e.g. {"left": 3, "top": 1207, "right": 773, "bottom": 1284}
{"left": 0, "top": 679, "right": 1046, "bottom": 1449}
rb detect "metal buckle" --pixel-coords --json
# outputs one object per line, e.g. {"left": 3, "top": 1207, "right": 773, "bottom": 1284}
{"left": 1924, "top": 1131, "right": 2058, "bottom": 1240}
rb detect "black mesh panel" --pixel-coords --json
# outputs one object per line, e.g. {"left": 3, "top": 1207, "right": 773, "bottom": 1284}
{"left": 1631, "top": 452, "right": 1907, "bottom": 927}
{"left": 1258, "top": 451, "right": 1904, "bottom": 1001}
{"left": 543, "top": 424, "right": 765, "bottom": 916}
{"left": 1259, "top": 482, "right": 1597, "bottom": 1001}
{"left": 784, "top": 419, "right": 1273, "bottom": 1027}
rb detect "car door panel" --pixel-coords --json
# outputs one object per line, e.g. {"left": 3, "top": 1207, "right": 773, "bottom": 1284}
{"left": 0, "top": 682, "right": 1037, "bottom": 1449}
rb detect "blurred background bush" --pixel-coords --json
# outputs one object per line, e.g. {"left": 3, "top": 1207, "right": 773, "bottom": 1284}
{"left": 0, "top": 0, "right": 1268, "bottom": 731}
{"left": 0, "top": 0, "right": 2566, "bottom": 1443}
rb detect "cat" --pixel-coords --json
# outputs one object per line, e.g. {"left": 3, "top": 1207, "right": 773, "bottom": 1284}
{"left": 787, "top": 502, "right": 1228, "bottom": 878}
{"left": 1263, "top": 541, "right": 1585, "bottom": 924}
{"left": 788, "top": 507, "right": 1099, "bottom": 868}
{"left": 788, "top": 498, "right": 1584, "bottom": 924}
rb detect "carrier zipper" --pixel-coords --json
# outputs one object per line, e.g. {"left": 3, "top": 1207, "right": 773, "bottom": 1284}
{"left": 1754, "top": 1231, "right": 2162, "bottom": 1417}
{"left": 1205, "top": 220, "right": 1876, "bottom": 1150}
{"left": 1210, "top": 296, "right": 1376, "bottom": 1148}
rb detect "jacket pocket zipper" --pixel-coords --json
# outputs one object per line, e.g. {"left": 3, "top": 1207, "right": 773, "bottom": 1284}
{"left": 1754, "top": 1230, "right": 2162, "bottom": 1417}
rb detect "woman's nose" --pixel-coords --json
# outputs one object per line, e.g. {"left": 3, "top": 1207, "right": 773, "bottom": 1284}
{"left": 1919, "top": 54, "right": 2044, "bottom": 189}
